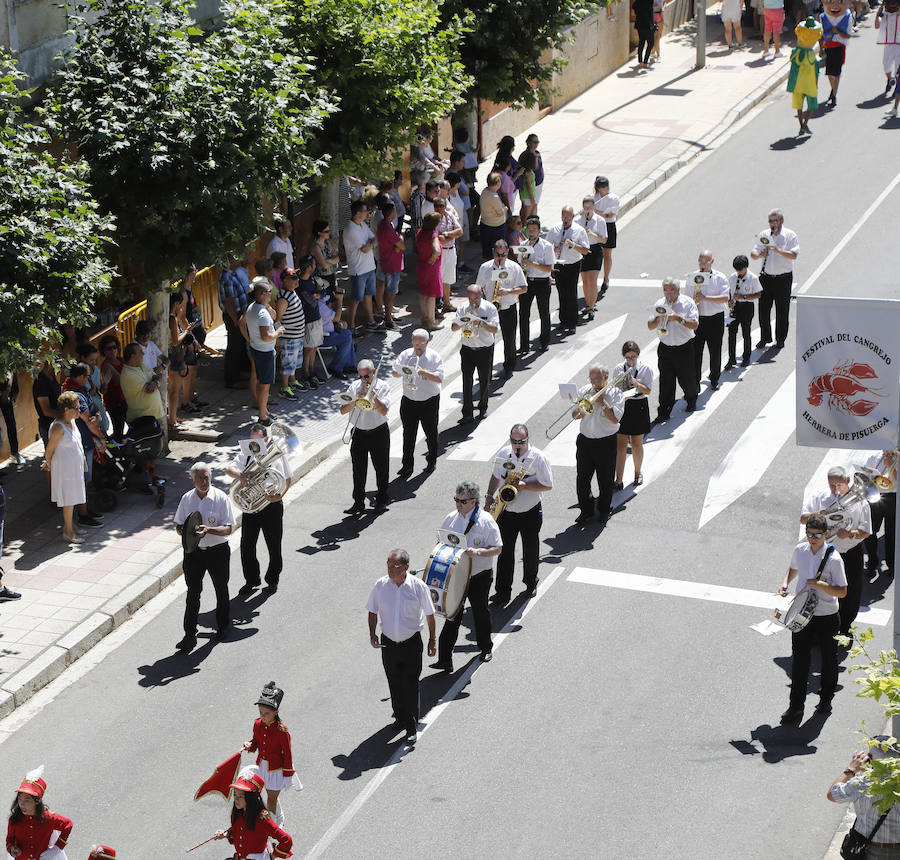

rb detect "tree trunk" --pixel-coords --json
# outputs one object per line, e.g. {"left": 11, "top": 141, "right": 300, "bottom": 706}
{"left": 321, "top": 179, "right": 340, "bottom": 235}
{"left": 147, "top": 281, "right": 170, "bottom": 447}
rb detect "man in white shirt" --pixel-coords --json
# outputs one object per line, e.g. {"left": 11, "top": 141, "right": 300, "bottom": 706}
{"left": 486, "top": 424, "right": 553, "bottom": 604}
{"left": 725, "top": 255, "right": 762, "bottom": 370}
{"left": 545, "top": 206, "right": 590, "bottom": 336}
{"left": 750, "top": 208, "right": 799, "bottom": 350}
{"left": 572, "top": 365, "right": 626, "bottom": 525}
{"left": 777, "top": 514, "right": 847, "bottom": 723}
{"left": 593, "top": 176, "right": 620, "bottom": 294}
{"left": 476, "top": 240, "right": 527, "bottom": 379}
{"left": 801, "top": 465, "right": 872, "bottom": 639}
{"left": 687, "top": 250, "right": 730, "bottom": 391}
{"left": 393, "top": 329, "right": 444, "bottom": 478}
{"left": 174, "top": 462, "right": 235, "bottom": 652}
{"left": 648, "top": 277, "right": 700, "bottom": 423}
{"left": 340, "top": 359, "right": 391, "bottom": 516}
{"left": 226, "top": 424, "right": 292, "bottom": 596}
{"left": 518, "top": 216, "right": 556, "bottom": 354}
{"left": 452, "top": 284, "right": 500, "bottom": 423}
{"left": 366, "top": 548, "right": 436, "bottom": 746}
{"left": 133, "top": 321, "right": 164, "bottom": 374}
{"left": 266, "top": 216, "right": 295, "bottom": 270}
{"left": 432, "top": 481, "right": 502, "bottom": 671}
{"left": 344, "top": 200, "right": 383, "bottom": 335}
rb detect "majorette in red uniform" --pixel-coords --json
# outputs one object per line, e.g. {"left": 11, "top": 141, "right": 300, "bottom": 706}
{"left": 213, "top": 768, "right": 293, "bottom": 859}
{"left": 6, "top": 767, "right": 73, "bottom": 860}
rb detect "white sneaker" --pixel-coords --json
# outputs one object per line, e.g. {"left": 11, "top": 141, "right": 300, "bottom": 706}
{"left": 762, "top": 49, "right": 772, "bottom": 59}
{"left": 890, "top": 107, "right": 898, "bottom": 117}
{"left": 773, "top": 48, "right": 784, "bottom": 58}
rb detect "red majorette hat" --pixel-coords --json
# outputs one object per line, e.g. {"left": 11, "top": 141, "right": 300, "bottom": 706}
{"left": 229, "top": 766, "right": 265, "bottom": 794}
{"left": 17, "top": 765, "right": 46, "bottom": 798}
{"left": 88, "top": 847, "right": 116, "bottom": 859}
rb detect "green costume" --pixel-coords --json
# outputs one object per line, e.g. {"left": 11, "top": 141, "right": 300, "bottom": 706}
{"left": 787, "top": 16, "right": 822, "bottom": 111}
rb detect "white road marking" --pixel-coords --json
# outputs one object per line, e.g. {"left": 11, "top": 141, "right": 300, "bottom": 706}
{"left": 448, "top": 315, "right": 627, "bottom": 462}
{"left": 698, "top": 371, "right": 796, "bottom": 529}
{"left": 567, "top": 566, "right": 892, "bottom": 627}
{"left": 303, "top": 565, "right": 565, "bottom": 860}
{"left": 608, "top": 278, "right": 665, "bottom": 288}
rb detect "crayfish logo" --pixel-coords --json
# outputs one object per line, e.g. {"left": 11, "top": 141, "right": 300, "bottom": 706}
{"left": 807, "top": 361, "right": 884, "bottom": 417}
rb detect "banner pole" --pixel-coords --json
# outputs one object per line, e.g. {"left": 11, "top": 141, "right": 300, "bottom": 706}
{"left": 894, "top": 420, "right": 900, "bottom": 739}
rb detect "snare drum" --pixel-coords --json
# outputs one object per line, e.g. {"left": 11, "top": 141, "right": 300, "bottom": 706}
{"left": 419, "top": 542, "right": 472, "bottom": 618}
{"left": 774, "top": 589, "right": 819, "bottom": 633}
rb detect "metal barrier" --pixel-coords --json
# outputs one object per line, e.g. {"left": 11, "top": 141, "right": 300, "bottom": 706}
{"left": 117, "top": 300, "right": 148, "bottom": 348}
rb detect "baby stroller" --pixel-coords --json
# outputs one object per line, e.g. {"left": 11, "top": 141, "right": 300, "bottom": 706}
{"left": 92, "top": 416, "right": 166, "bottom": 510}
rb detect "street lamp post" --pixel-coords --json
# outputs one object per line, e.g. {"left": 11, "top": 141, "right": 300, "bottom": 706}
{"left": 696, "top": 0, "right": 707, "bottom": 69}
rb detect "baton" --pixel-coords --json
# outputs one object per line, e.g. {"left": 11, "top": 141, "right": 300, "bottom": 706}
{"left": 186, "top": 833, "right": 219, "bottom": 853}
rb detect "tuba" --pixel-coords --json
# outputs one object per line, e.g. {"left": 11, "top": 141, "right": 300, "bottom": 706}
{"left": 820, "top": 471, "right": 880, "bottom": 536}
{"left": 655, "top": 302, "right": 671, "bottom": 337}
{"left": 229, "top": 423, "right": 298, "bottom": 513}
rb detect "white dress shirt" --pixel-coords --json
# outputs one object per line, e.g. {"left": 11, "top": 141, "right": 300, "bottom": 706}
{"left": 476, "top": 259, "right": 527, "bottom": 310}
{"left": 575, "top": 383, "right": 625, "bottom": 438}
{"left": 575, "top": 212, "right": 608, "bottom": 245}
{"left": 545, "top": 223, "right": 590, "bottom": 266}
{"left": 613, "top": 361, "right": 654, "bottom": 400}
{"left": 346, "top": 378, "right": 391, "bottom": 430}
{"left": 522, "top": 237, "right": 556, "bottom": 279}
{"left": 266, "top": 235, "right": 294, "bottom": 271}
{"left": 753, "top": 227, "right": 799, "bottom": 276}
{"left": 650, "top": 292, "right": 698, "bottom": 347}
{"left": 139, "top": 339, "right": 163, "bottom": 372}
{"left": 803, "top": 490, "right": 873, "bottom": 553}
{"left": 728, "top": 270, "right": 762, "bottom": 303}
{"left": 490, "top": 444, "right": 553, "bottom": 513}
{"left": 594, "top": 192, "right": 620, "bottom": 222}
{"left": 394, "top": 346, "right": 443, "bottom": 402}
{"left": 174, "top": 486, "right": 235, "bottom": 548}
{"left": 789, "top": 540, "right": 847, "bottom": 615}
{"left": 455, "top": 301, "right": 499, "bottom": 350}
{"left": 344, "top": 220, "right": 376, "bottom": 276}
{"left": 687, "top": 269, "right": 730, "bottom": 317}
{"left": 440, "top": 508, "right": 502, "bottom": 575}
{"left": 366, "top": 573, "right": 435, "bottom": 641}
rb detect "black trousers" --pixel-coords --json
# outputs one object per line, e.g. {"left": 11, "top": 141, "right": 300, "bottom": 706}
{"left": 637, "top": 28, "right": 654, "bottom": 63}
{"left": 182, "top": 543, "right": 230, "bottom": 637}
{"left": 438, "top": 570, "right": 493, "bottom": 661}
{"left": 865, "top": 493, "right": 896, "bottom": 572}
{"left": 838, "top": 542, "right": 865, "bottom": 637}
{"left": 657, "top": 341, "right": 699, "bottom": 417}
{"left": 727, "top": 302, "right": 755, "bottom": 364}
{"left": 240, "top": 500, "right": 283, "bottom": 587}
{"left": 350, "top": 423, "right": 390, "bottom": 504}
{"left": 498, "top": 306, "right": 518, "bottom": 373}
{"left": 758, "top": 271, "right": 793, "bottom": 345}
{"left": 495, "top": 504, "right": 542, "bottom": 597}
{"left": 789, "top": 611, "right": 840, "bottom": 708}
{"left": 400, "top": 394, "right": 439, "bottom": 469}
{"left": 554, "top": 261, "right": 581, "bottom": 329}
{"left": 461, "top": 345, "right": 494, "bottom": 416}
{"left": 694, "top": 313, "right": 724, "bottom": 387}
{"left": 576, "top": 433, "right": 617, "bottom": 519}
{"left": 0, "top": 398, "right": 18, "bottom": 454}
{"left": 223, "top": 314, "right": 250, "bottom": 387}
{"left": 381, "top": 631, "right": 423, "bottom": 733}
{"left": 520, "top": 277, "right": 551, "bottom": 349}
{"left": 107, "top": 402, "right": 127, "bottom": 440}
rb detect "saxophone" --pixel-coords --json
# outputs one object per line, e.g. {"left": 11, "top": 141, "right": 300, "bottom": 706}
{"left": 488, "top": 454, "right": 532, "bottom": 520}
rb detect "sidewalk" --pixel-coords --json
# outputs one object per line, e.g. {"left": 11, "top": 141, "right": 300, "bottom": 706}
{"left": 0, "top": 7, "right": 792, "bottom": 719}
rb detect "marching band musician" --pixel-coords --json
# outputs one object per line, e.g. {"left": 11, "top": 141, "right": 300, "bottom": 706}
{"left": 688, "top": 250, "right": 730, "bottom": 391}
{"left": 750, "top": 208, "right": 799, "bottom": 350}
{"left": 487, "top": 424, "right": 553, "bottom": 605}
{"left": 431, "top": 481, "right": 502, "bottom": 671}
{"left": 574, "top": 196, "right": 608, "bottom": 321}
{"left": 862, "top": 450, "right": 897, "bottom": 578}
{"left": 518, "top": 216, "right": 556, "bottom": 356}
{"left": 573, "top": 365, "right": 625, "bottom": 526}
{"left": 174, "top": 462, "right": 235, "bottom": 652}
{"left": 648, "top": 277, "right": 699, "bottom": 423}
{"left": 475, "top": 239, "right": 527, "bottom": 379}
{"left": 6, "top": 767, "right": 73, "bottom": 860}
{"left": 227, "top": 424, "right": 291, "bottom": 596}
{"left": 393, "top": 329, "right": 445, "bottom": 479}
{"left": 341, "top": 360, "right": 391, "bottom": 516}
{"left": 452, "top": 284, "right": 500, "bottom": 424}
{"left": 212, "top": 768, "right": 293, "bottom": 858}
{"left": 545, "top": 206, "right": 590, "bottom": 337}
{"left": 724, "top": 255, "right": 761, "bottom": 370}
{"left": 613, "top": 341, "right": 653, "bottom": 490}
{"left": 801, "top": 465, "right": 872, "bottom": 641}
{"left": 777, "top": 513, "right": 847, "bottom": 724}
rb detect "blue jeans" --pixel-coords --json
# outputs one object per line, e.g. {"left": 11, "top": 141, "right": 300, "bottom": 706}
{"left": 350, "top": 269, "right": 376, "bottom": 301}
{"left": 323, "top": 328, "right": 356, "bottom": 372}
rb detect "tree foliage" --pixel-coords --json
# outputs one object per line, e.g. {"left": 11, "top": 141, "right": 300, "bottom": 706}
{"left": 0, "top": 58, "right": 115, "bottom": 375}
{"left": 283, "top": 0, "right": 471, "bottom": 181}
{"left": 49, "top": 0, "right": 335, "bottom": 289}
{"left": 440, "top": 0, "right": 605, "bottom": 107}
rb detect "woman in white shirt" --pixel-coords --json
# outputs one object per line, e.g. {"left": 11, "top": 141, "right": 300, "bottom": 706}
{"left": 614, "top": 340, "right": 654, "bottom": 488}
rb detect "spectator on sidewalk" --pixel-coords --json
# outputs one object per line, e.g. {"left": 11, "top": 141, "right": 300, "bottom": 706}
{"left": 763, "top": 0, "right": 787, "bottom": 58}
{"left": 179, "top": 263, "right": 207, "bottom": 414}
{"left": 451, "top": 126, "right": 479, "bottom": 187}
{"left": 33, "top": 362, "right": 62, "bottom": 450}
{"left": 319, "top": 291, "right": 356, "bottom": 381}
{"left": 652, "top": 0, "right": 666, "bottom": 58}
{"left": 494, "top": 154, "right": 518, "bottom": 216}
{"left": 377, "top": 202, "right": 405, "bottom": 329}
{"left": 76, "top": 343, "right": 110, "bottom": 436}
{"left": 308, "top": 219, "right": 343, "bottom": 322}
{"left": 0, "top": 481, "right": 22, "bottom": 600}
{"left": 273, "top": 267, "right": 305, "bottom": 400}
{"left": 242, "top": 278, "right": 284, "bottom": 426}
{"left": 593, "top": 176, "right": 620, "bottom": 297}
{"left": 632, "top": 0, "right": 656, "bottom": 69}
{"left": 417, "top": 212, "right": 444, "bottom": 331}
{"left": 344, "top": 200, "right": 382, "bottom": 334}
{"left": 133, "top": 321, "right": 165, "bottom": 376}
{"left": 297, "top": 257, "right": 326, "bottom": 391}
{"left": 266, "top": 216, "right": 294, "bottom": 271}
{"left": 519, "top": 135, "right": 545, "bottom": 211}
{"left": 0, "top": 374, "right": 22, "bottom": 465}
{"left": 518, "top": 151, "right": 539, "bottom": 221}
{"left": 434, "top": 198, "right": 462, "bottom": 314}
{"left": 167, "top": 291, "right": 194, "bottom": 430}
{"left": 99, "top": 336, "right": 126, "bottom": 440}
{"left": 479, "top": 172, "right": 509, "bottom": 260}
{"left": 62, "top": 362, "right": 104, "bottom": 488}
{"left": 120, "top": 343, "right": 165, "bottom": 426}
{"left": 270, "top": 252, "right": 287, "bottom": 291}
{"left": 42, "top": 390, "right": 89, "bottom": 543}
{"left": 722, "top": 0, "right": 744, "bottom": 48}
{"left": 218, "top": 254, "right": 252, "bottom": 390}
{"left": 447, "top": 170, "right": 470, "bottom": 247}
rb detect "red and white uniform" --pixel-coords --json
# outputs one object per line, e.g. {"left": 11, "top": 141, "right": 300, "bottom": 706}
{"left": 227, "top": 812, "right": 292, "bottom": 859}
{"left": 247, "top": 719, "right": 294, "bottom": 790}
{"left": 878, "top": 10, "right": 900, "bottom": 75}
{"left": 6, "top": 811, "right": 73, "bottom": 860}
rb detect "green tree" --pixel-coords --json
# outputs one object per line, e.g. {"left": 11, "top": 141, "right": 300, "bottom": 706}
{"left": 283, "top": 0, "right": 471, "bottom": 181}
{"left": 441, "top": 0, "right": 605, "bottom": 107}
{"left": 0, "top": 59, "right": 115, "bottom": 375}
{"left": 49, "top": 0, "right": 334, "bottom": 289}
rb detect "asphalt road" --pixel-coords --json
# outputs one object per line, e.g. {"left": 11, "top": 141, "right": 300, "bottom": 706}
{"left": 1, "top": 24, "right": 898, "bottom": 859}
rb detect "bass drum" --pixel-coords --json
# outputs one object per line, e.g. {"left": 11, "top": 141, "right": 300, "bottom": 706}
{"left": 775, "top": 589, "right": 819, "bottom": 633}
{"left": 419, "top": 542, "right": 472, "bottom": 618}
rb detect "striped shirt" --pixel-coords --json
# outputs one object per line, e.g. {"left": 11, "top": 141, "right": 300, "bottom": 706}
{"left": 831, "top": 776, "right": 900, "bottom": 843}
{"left": 277, "top": 287, "right": 305, "bottom": 339}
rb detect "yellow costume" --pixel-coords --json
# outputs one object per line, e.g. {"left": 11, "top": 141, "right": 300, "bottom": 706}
{"left": 788, "top": 16, "right": 822, "bottom": 111}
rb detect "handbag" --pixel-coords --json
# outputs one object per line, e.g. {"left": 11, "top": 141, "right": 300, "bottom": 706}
{"left": 840, "top": 809, "right": 891, "bottom": 859}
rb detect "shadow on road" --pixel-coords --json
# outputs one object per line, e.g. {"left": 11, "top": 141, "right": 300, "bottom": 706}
{"left": 732, "top": 714, "right": 828, "bottom": 762}
{"left": 770, "top": 135, "right": 811, "bottom": 151}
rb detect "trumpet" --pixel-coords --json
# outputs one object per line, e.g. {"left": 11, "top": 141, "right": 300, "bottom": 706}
{"left": 654, "top": 302, "right": 671, "bottom": 337}
{"left": 692, "top": 273, "right": 705, "bottom": 304}
{"left": 490, "top": 269, "right": 510, "bottom": 308}
{"left": 398, "top": 356, "right": 420, "bottom": 391}
{"left": 457, "top": 313, "right": 477, "bottom": 339}
{"left": 544, "top": 368, "right": 630, "bottom": 440}
{"left": 341, "top": 358, "right": 384, "bottom": 444}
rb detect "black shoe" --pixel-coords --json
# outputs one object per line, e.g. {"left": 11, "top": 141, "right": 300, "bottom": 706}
{"left": 480, "top": 651, "right": 493, "bottom": 662}
{"left": 78, "top": 515, "right": 103, "bottom": 528}
{"left": 374, "top": 495, "right": 392, "bottom": 511}
{"left": 404, "top": 731, "right": 418, "bottom": 745}
{"left": 424, "top": 459, "right": 437, "bottom": 472}
{"left": 330, "top": 370, "right": 348, "bottom": 381}
{"left": 238, "top": 582, "right": 259, "bottom": 596}
{"left": 741, "top": 358, "right": 751, "bottom": 367}
{"left": 652, "top": 413, "right": 670, "bottom": 426}
{"left": 458, "top": 415, "right": 475, "bottom": 425}
{"left": 429, "top": 660, "right": 453, "bottom": 672}
{"left": 685, "top": 401, "right": 697, "bottom": 413}
{"left": 344, "top": 504, "right": 365, "bottom": 517}
{"left": 575, "top": 511, "right": 594, "bottom": 524}
{"left": 566, "top": 327, "right": 577, "bottom": 336}
{"left": 600, "top": 282, "right": 609, "bottom": 296}
{"left": 176, "top": 635, "right": 197, "bottom": 652}
{"left": 634, "top": 474, "right": 644, "bottom": 486}
{"left": 709, "top": 381, "right": 719, "bottom": 391}
{"left": 614, "top": 481, "right": 624, "bottom": 492}
{"left": 0, "top": 585, "right": 22, "bottom": 602}
{"left": 537, "top": 345, "right": 549, "bottom": 354}
{"left": 397, "top": 466, "right": 414, "bottom": 479}
{"left": 815, "top": 698, "right": 833, "bottom": 716}
{"left": 489, "top": 592, "right": 510, "bottom": 606}
{"left": 756, "top": 340, "right": 770, "bottom": 349}
{"left": 523, "top": 584, "right": 537, "bottom": 598}
{"left": 215, "top": 625, "right": 233, "bottom": 641}
{"left": 502, "top": 369, "right": 514, "bottom": 380}
{"left": 724, "top": 361, "right": 735, "bottom": 371}
{"left": 516, "top": 348, "right": 529, "bottom": 357}
{"left": 477, "top": 410, "right": 487, "bottom": 421}
{"left": 775, "top": 341, "right": 785, "bottom": 349}
{"left": 780, "top": 707, "right": 803, "bottom": 725}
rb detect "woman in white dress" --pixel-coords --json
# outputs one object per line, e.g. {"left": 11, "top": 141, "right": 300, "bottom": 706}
{"left": 41, "top": 391, "right": 87, "bottom": 543}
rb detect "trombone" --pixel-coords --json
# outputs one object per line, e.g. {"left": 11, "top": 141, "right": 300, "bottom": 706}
{"left": 340, "top": 358, "right": 383, "bottom": 444}
{"left": 544, "top": 368, "right": 630, "bottom": 440}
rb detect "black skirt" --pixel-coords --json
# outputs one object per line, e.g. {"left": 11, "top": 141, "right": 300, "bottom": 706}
{"left": 618, "top": 396, "right": 650, "bottom": 436}
{"left": 581, "top": 243, "right": 604, "bottom": 273}
{"left": 605, "top": 221, "right": 617, "bottom": 250}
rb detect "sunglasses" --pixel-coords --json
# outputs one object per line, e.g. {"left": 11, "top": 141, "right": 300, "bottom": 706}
{"left": 453, "top": 496, "right": 474, "bottom": 503}
{"left": 806, "top": 531, "right": 826, "bottom": 539}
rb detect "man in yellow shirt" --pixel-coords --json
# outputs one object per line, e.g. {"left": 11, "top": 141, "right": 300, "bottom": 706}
{"left": 120, "top": 343, "right": 165, "bottom": 424}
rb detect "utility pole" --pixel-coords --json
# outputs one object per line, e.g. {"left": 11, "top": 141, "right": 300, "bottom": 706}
{"left": 696, "top": 0, "right": 707, "bottom": 68}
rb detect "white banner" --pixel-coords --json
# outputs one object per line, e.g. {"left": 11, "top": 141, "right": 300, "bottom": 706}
{"left": 796, "top": 296, "right": 900, "bottom": 449}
